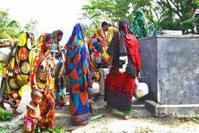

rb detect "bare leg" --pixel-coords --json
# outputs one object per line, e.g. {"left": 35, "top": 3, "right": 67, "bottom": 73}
{"left": 31, "top": 124, "right": 37, "bottom": 133}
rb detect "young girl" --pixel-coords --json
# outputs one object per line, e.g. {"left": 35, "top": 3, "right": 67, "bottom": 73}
{"left": 24, "top": 89, "right": 43, "bottom": 133}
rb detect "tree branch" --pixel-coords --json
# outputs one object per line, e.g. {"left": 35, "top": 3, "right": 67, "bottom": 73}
{"left": 165, "top": 0, "right": 182, "bottom": 19}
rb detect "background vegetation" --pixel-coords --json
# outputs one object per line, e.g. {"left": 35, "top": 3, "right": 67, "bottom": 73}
{"left": 82, "top": 0, "right": 199, "bottom": 38}
{"left": 0, "top": 9, "right": 38, "bottom": 40}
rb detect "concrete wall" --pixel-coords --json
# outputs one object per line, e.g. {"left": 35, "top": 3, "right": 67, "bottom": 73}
{"left": 139, "top": 37, "right": 158, "bottom": 102}
{"left": 139, "top": 35, "right": 199, "bottom": 105}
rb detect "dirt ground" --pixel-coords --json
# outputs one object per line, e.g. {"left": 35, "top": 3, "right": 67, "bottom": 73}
{"left": 54, "top": 97, "right": 199, "bottom": 133}
{"left": 1, "top": 87, "right": 199, "bottom": 133}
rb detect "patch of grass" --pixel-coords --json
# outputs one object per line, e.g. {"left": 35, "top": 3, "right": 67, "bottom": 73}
{"left": 35, "top": 126, "right": 65, "bottom": 133}
{"left": 0, "top": 107, "right": 13, "bottom": 121}
{"left": 0, "top": 126, "right": 10, "bottom": 133}
{"left": 46, "top": 127, "right": 65, "bottom": 133}
{"left": 177, "top": 117, "right": 199, "bottom": 124}
{"left": 192, "top": 117, "right": 199, "bottom": 123}
{"left": 135, "top": 127, "right": 153, "bottom": 133}
{"left": 151, "top": 116, "right": 199, "bottom": 125}
{"left": 18, "top": 123, "right": 24, "bottom": 129}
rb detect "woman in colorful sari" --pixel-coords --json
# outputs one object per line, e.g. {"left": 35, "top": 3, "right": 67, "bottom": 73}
{"left": 52, "top": 30, "right": 66, "bottom": 107}
{"left": 0, "top": 32, "right": 33, "bottom": 115}
{"left": 65, "top": 23, "right": 90, "bottom": 126}
{"left": 88, "top": 21, "right": 110, "bottom": 68}
{"left": 106, "top": 19, "right": 141, "bottom": 120}
{"left": 30, "top": 33, "right": 56, "bottom": 129}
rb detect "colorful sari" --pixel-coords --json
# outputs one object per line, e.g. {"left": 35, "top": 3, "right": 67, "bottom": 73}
{"left": 52, "top": 30, "right": 66, "bottom": 107}
{"left": 66, "top": 23, "right": 90, "bottom": 125}
{"left": 1, "top": 32, "right": 33, "bottom": 113}
{"left": 106, "top": 19, "right": 141, "bottom": 114}
{"left": 88, "top": 36, "right": 110, "bottom": 69}
{"left": 0, "top": 61, "right": 4, "bottom": 105}
{"left": 30, "top": 33, "right": 56, "bottom": 129}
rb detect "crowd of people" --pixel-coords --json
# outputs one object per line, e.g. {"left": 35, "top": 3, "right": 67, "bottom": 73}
{"left": 0, "top": 18, "right": 141, "bottom": 132}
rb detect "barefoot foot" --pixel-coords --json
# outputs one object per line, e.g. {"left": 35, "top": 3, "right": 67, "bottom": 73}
{"left": 123, "top": 115, "right": 134, "bottom": 120}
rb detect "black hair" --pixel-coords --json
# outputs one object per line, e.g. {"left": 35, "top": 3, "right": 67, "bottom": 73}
{"left": 31, "top": 89, "right": 43, "bottom": 98}
{"left": 92, "top": 77, "right": 98, "bottom": 80}
{"left": 53, "top": 30, "right": 63, "bottom": 37}
{"left": 101, "top": 21, "right": 108, "bottom": 27}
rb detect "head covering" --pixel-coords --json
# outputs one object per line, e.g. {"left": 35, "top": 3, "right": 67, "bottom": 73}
{"left": 118, "top": 18, "right": 133, "bottom": 56}
{"left": 53, "top": 30, "right": 63, "bottom": 37}
{"left": 65, "top": 23, "right": 90, "bottom": 125}
{"left": 120, "top": 18, "right": 141, "bottom": 76}
{"left": 66, "top": 23, "right": 89, "bottom": 92}
{"left": 38, "top": 33, "right": 52, "bottom": 54}
{"left": 53, "top": 30, "right": 63, "bottom": 43}
{"left": 67, "top": 23, "right": 85, "bottom": 49}
{"left": 118, "top": 18, "right": 132, "bottom": 34}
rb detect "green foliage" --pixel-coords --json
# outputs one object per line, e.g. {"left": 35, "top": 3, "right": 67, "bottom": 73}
{"left": 83, "top": 0, "right": 198, "bottom": 36}
{"left": 35, "top": 126, "right": 64, "bottom": 133}
{"left": 82, "top": 23, "right": 96, "bottom": 40}
{"left": 0, "top": 9, "right": 38, "bottom": 40}
{"left": 129, "top": 8, "right": 149, "bottom": 38}
{"left": 0, "top": 126, "right": 9, "bottom": 133}
{"left": 83, "top": 0, "right": 151, "bottom": 23}
{"left": 0, "top": 9, "right": 21, "bottom": 39}
{"left": 0, "top": 107, "right": 13, "bottom": 121}
{"left": 82, "top": 0, "right": 153, "bottom": 38}
{"left": 129, "top": 7, "right": 158, "bottom": 38}
{"left": 46, "top": 127, "right": 65, "bottom": 133}
{"left": 193, "top": 0, "right": 199, "bottom": 8}
{"left": 156, "top": 0, "right": 196, "bottom": 33}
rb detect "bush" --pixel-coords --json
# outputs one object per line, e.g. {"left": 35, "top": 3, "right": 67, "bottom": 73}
{"left": 0, "top": 126, "right": 9, "bottom": 133}
{"left": 0, "top": 107, "right": 13, "bottom": 121}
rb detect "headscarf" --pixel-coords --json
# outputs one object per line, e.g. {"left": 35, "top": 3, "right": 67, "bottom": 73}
{"left": 118, "top": 18, "right": 132, "bottom": 56}
{"left": 67, "top": 23, "right": 85, "bottom": 49}
{"left": 66, "top": 23, "right": 89, "bottom": 92}
{"left": 53, "top": 30, "right": 63, "bottom": 43}
{"left": 38, "top": 33, "right": 52, "bottom": 55}
{"left": 31, "top": 33, "right": 54, "bottom": 91}
{"left": 118, "top": 18, "right": 132, "bottom": 34}
{"left": 118, "top": 18, "right": 141, "bottom": 77}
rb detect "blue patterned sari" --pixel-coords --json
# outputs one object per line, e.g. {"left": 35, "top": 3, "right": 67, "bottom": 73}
{"left": 65, "top": 23, "right": 90, "bottom": 125}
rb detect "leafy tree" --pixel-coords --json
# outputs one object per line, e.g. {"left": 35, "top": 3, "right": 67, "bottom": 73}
{"left": 155, "top": 0, "right": 196, "bottom": 33}
{"left": 0, "top": 9, "right": 21, "bottom": 40}
{"left": 83, "top": 0, "right": 199, "bottom": 36}
{"left": 0, "top": 9, "right": 38, "bottom": 40}
{"left": 82, "top": 0, "right": 154, "bottom": 38}
{"left": 83, "top": 0, "right": 151, "bottom": 23}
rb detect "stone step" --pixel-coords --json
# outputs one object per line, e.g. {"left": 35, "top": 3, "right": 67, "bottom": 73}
{"left": 131, "top": 104, "right": 146, "bottom": 110}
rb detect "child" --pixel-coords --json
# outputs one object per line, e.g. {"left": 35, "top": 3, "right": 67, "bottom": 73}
{"left": 24, "top": 89, "right": 43, "bottom": 133}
